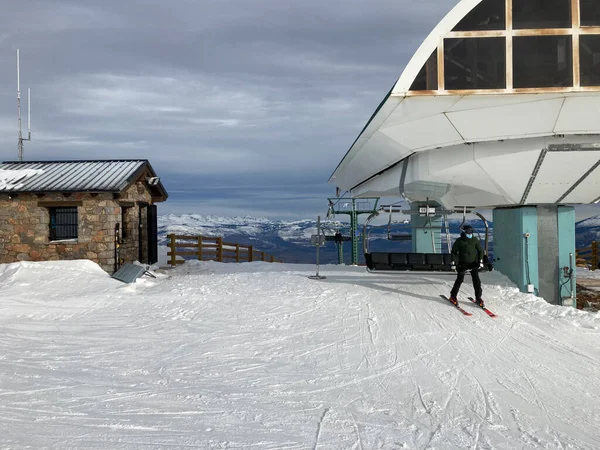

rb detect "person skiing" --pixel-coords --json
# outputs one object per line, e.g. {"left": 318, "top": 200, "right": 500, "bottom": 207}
{"left": 449, "top": 225, "right": 485, "bottom": 307}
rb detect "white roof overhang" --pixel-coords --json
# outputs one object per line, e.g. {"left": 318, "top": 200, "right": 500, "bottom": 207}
{"left": 329, "top": 0, "right": 600, "bottom": 206}
{"left": 351, "top": 135, "right": 600, "bottom": 208}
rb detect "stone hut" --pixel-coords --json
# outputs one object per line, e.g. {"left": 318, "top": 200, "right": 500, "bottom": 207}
{"left": 0, "top": 159, "right": 168, "bottom": 273}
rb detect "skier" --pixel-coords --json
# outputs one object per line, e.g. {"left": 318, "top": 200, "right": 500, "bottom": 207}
{"left": 449, "top": 225, "right": 485, "bottom": 307}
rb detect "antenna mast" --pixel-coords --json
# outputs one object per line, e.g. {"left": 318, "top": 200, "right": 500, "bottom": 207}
{"left": 17, "top": 49, "right": 32, "bottom": 161}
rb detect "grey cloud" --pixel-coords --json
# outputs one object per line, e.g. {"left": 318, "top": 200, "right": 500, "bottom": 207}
{"left": 0, "top": 0, "right": 461, "bottom": 218}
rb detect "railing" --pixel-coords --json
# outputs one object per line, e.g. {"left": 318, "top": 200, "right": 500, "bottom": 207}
{"left": 576, "top": 241, "right": 598, "bottom": 270}
{"left": 167, "top": 234, "right": 281, "bottom": 266}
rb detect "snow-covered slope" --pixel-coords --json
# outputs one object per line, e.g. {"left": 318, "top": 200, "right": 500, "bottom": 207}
{"left": 1, "top": 260, "right": 599, "bottom": 448}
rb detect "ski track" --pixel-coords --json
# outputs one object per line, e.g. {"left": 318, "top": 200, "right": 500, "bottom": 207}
{"left": 0, "top": 261, "right": 599, "bottom": 449}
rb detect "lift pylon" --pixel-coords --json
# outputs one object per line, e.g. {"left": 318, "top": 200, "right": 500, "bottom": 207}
{"left": 327, "top": 197, "right": 379, "bottom": 265}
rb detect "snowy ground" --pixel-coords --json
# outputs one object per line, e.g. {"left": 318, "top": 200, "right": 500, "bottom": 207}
{"left": 577, "top": 266, "right": 600, "bottom": 280}
{"left": 1, "top": 261, "right": 600, "bottom": 449}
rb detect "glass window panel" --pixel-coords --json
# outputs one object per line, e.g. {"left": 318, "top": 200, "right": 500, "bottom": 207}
{"left": 452, "top": 0, "right": 506, "bottom": 31}
{"left": 580, "top": 35, "right": 600, "bottom": 86}
{"left": 444, "top": 37, "right": 506, "bottom": 90}
{"left": 581, "top": 0, "right": 600, "bottom": 27}
{"left": 513, "top": 0, "right": 571, "bottom": 29}
{"left": 513, "top": 36, "right": 573, "bottom": 88}
{"left": 409, "top": 50, "right": 438, "bottom": 91}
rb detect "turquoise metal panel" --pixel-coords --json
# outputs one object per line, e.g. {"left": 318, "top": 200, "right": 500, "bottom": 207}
{"left": 557, "top": 206, "right": 576, "bottom": 307}
{"left": 411, "top": 210, "right": 442, "bottom": 253}
{"left": 493, "top": 207, "right": 539, "bottom": 294}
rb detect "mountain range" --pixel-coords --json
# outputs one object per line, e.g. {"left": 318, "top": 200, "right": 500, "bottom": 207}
{"left": 158, "top": 214, "right": 600, "bottom": 264}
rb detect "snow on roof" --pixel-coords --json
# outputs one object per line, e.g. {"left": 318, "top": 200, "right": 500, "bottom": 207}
{"left": 0, "top": 168, "right": 44, "bottom": 191}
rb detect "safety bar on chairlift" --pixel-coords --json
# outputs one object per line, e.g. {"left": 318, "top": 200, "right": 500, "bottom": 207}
{"left": 363, "top": 206, "right": 490, "bottom": 255}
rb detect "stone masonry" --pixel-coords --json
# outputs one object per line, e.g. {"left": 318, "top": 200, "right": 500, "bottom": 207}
{"left": 0, "top": 181, "right": 153, "bottom": 273}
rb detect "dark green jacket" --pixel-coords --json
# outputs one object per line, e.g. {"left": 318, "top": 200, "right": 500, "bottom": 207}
{"left": 451, "top": 234, "right": 483, "bottom": 265}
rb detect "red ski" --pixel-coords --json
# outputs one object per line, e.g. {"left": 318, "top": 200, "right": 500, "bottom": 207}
{"left": 468, "top": 297, "right": 497, "bottom": 318}
{"left": 440, "top": 295, "right": 472, "bottom": 316}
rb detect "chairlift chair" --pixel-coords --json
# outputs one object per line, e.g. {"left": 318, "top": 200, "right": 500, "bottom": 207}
{"left": 362, "top": 205, "right": 493, "bottom": 274}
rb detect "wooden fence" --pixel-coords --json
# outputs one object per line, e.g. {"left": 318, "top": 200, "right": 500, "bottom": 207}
{"left": 576, "top": 241, "right": 598, "bottom": 270}
{"left": 167, "top": 234, "right": 281, "bottom": 266}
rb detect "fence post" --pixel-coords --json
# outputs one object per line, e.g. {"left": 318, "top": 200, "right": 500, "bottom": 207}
{"left": 270, "top": 255, "right": 275, "bottom": 263}
{"left": 236, "top": 244, "right": 240, "bottom": 262}
{"left": 198, "top": 236, "right": 203, "bottom": 261}
{"left": 593, "top": 241, "right": 598, "bottom": 271}
{"left": 169, "top": 234, "right": 176, "bottom": 266}
{"left": 248, "top": 245, "right": 253, "bottom": 262}
{"left": 216, "top": 237, "right": 223, "bottom": 262}
{"left": 261, "top": 251, "right": 265, "bottom": 261}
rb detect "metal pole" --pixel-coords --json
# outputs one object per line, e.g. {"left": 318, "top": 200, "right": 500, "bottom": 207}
{"left": 351, "top": 200, "right": 359, "bottom": 265}
{"left": 17, "top": 49, "right": 23, "bottom": 161}
{"left": 28, "top": 87, "right": 31, "bottom": 140}
{"left": 316, "top": 217, "right": 321, "bottom": 275}
{"left": 309, "top": 216, "right": 326, "bottom": 280}
{"left": 445, "top": 214, "right": 451, "bottom": 253}
{"left": 569, "top": 252, "right": 575, "bottom": 306}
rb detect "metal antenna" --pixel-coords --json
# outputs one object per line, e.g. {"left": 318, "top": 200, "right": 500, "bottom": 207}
{"left": 17, "top": 49, "right": 32, "bottom": 161}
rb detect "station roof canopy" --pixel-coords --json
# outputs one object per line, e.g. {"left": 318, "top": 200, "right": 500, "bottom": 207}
{"left": 330, "top": 0, "right": 600, "bottom": 207}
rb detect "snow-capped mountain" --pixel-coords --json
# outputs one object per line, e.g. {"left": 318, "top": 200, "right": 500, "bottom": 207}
{"left": 158, "top": 214, "right": 339, "bottom": 263}
{"left": 577, "top": 215, "right": 600, "bottom": 247}
{"left": 158, "top": 214, "right": 487, "bottom": 264}
{"left": 159, "top": 213, "right": 600, "bottom": 264}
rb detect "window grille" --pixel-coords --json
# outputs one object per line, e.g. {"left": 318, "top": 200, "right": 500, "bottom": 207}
{"left": 49, "top": 207, "right": 78, "bottom": 240}
{"left": 121, "top": 206, "right": 131, "bottom": 239}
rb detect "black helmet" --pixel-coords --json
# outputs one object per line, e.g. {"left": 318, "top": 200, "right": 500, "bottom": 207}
{"left": 462, "top": 225, "right": 474, "bottom": 233}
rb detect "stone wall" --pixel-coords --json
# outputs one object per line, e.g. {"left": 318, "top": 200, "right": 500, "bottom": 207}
{"left": 0, "top": 181, "right": 154, "bottom": 273}
{"left": 117, "top": 182, "right": 153, "bottom": 265}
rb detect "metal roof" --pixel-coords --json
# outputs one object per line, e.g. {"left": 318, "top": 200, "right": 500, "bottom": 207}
{"left": 0, "top": 160, "right": 164, "bottom": 196}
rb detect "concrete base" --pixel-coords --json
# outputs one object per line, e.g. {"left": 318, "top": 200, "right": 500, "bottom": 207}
{"left": 493, "top": 206, "right": 576, "bottom": 306}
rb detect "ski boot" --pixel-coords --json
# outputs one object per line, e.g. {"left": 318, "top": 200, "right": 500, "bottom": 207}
{"left": 476, "top": 298, "right": 485, "bottom": 308}
{"left": 449, "top": 296, "right": 458, "bottom": 306}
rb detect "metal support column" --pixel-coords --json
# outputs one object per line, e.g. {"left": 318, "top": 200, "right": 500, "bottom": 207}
{"left": 327, "top": 197, "right": 379, "bottom": 266}
{"left": 350, "top": 208, "right": 359, "bottom": 265}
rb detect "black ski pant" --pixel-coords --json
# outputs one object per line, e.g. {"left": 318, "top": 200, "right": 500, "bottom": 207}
{"left": 450, "top": 264, "right": 482, "bottom": 299}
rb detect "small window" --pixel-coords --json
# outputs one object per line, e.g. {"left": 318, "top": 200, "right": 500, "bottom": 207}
{"left": 444, "top": 37, "right": 506, "bottom": 90}
{"left": 409, "top": 50, "right": 438, "bottom": 91}
{"left": 580, "top": 35, "right": 600, "bottom": 86}
{"left": 452, "top": 0, "right": 506, "bottom": 31}
{"left": 121, "top": 206, "right": 131, "bottom": 239}
{"left": 513, "top": 0, "right": 571, "bottom": 29}
{"left": 581, "top": 0, "right": 600, "bottom": 27}
{"left": 513, "top": 36, "right": 573, "bottom": 88}
{"left": 49, "top": 207, "right": 78, "bottom": 240}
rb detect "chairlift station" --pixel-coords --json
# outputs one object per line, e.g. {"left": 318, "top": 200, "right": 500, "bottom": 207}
{"left": 329, "top": 0, "right": 600, "bottom": 306}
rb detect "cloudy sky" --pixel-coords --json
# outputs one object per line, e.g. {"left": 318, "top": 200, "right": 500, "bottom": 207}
{"left": 0, "top": 0, "right": 460, "bottom": 219}
{"left": 1, "top": 0, "right": 599, "bottom": 221}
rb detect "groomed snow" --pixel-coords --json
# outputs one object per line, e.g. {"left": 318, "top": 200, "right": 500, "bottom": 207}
{"left": 1, "top": 260, "right": 599, "bottom": 449}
